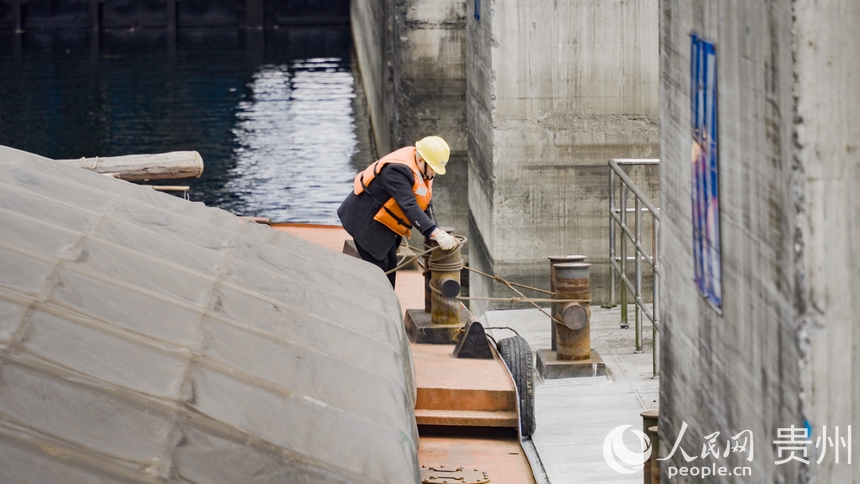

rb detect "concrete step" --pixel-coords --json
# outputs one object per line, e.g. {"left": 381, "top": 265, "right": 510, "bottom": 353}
{"left": 415, "top": 409, "right": 518, "bottom": 427}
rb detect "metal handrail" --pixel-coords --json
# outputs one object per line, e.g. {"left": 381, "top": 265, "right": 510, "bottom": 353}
{"left": 608, "top": 158, "right": 660, "bottom": 377}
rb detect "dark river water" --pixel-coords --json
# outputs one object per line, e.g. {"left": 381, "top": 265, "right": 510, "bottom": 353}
{"left": 0, "top": 27, "right": 374, "bottom": 224}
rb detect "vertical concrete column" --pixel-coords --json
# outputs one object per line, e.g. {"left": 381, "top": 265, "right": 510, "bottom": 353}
{"left": 554, "top": 263, "right": 592, "bottom": 361}
{"left": 390, "top": 0, "right": 469, "bottom": 247}
{"left": 465, "top": 0, "right": 659, "bottom": 314}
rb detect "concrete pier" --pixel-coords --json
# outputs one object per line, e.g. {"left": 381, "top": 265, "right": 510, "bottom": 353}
{"left": 465, "top": 0, "right": 660, "bottom": 311}
{"left": 351, "top": 0, "right": 660, "bottom": 307}
{"left": 350, "top": 0, "right": 470, "bottom": 252}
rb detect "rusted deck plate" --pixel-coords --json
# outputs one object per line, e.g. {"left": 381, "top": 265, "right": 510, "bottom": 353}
{"left": 419, "top": 435, "right": 537, "bottom": 484}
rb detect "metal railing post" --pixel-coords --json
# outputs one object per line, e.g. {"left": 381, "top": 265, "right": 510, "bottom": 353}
{"left": 609, "top": 170, "right": 617, "bottom": 305}
{"left": 619, "top": 184, "right": 629, "bottom": 329}
{"left": 607, "top": 158, "right": 661, "bottom": 376}
{"left": 653, "top": 217, "right": 660, "bottom": 377}
{"left": 634, "top": 198, "right": 643, "bottom": 354}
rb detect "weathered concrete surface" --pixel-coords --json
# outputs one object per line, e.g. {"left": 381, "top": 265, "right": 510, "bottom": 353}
{"left": 466, "top": 0, "right": 660, "bottom": 313}
{"left": 350, "top": 0, "right": 470, "bottom": 246}
{"left": 792, "top": 0, "right": 860, "bottom": 482}
{"left": 659, "top": 0, "right": 859, "bottom": 481}
{"left": 351, "top": 0, "right": 393, "bottom": 156}
{"left": 484, "top": 306, "right": 659, "bottom": 483}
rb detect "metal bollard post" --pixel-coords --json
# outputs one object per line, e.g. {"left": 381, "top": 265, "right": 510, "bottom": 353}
{"left": 553, "top": 263, "right": 592, "bottom": 361}
{"left": 429, "top": 231, "right": 463, "bottom": 326}
{"left": 641, "top": 410, "right": 659, "bottom": 484}
{"left": 548, "top": 256, "right": 586, "bottom": 352}
{"left": 404, "top": 231, "right": 467, "bottom": 344}
{"left": 423, "top": 235, "right": 434, "bottom": 313}
{"left": 537, "top": 261, "right": 605, "bottom": 379}
{"left": 648, "top": 425, "right": 660, "bottom": 484}
{"left": 425, "top": 226, "right": 456, "bottom": 313}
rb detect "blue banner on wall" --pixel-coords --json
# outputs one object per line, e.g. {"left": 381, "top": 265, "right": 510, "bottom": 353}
{"left": 690, "top": 33, "right": 722, "bottom": 311}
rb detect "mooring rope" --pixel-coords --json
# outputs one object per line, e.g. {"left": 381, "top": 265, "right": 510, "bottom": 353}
{"left": 384, "top": 246, "right": 435, "bottom": 275}
{"left": 385, "top": 235, "right": 467, "bottom": 275}
{"left": 456, "top": 296, "right": 590, "bottom": 304}
{"left": 389, "top": 238, "right": 590, "bottom": 327}
{"left": 465, "top": 268, "right": 560, "bottom": 324}
{"left": 463, "top": 266, "right": 553, "bottom": 295}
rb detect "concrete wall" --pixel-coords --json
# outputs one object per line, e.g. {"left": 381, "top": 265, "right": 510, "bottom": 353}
{"left": 659, "top": 0, "right": 860, "bottom": 480}
{"left": 466, "top": 0, "right": 660, "bottom": 313}
{"left": 391, "top": 0, "right": 469, "bottom": 248}
{"left": 350, "top": 0, "right": 469, "bottom": 249}
{"left": 794, "top": 0, "right": 860, "bottom": 480}
{"left": 351, "top": 0, "right": 393, "bottom": 157}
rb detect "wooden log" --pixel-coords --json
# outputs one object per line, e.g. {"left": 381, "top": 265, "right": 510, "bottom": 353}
{"left": 142, "top": 186, "right": 191, "bottom": 191}
{"left": 56, "top": 151, "right": 204, "bottom": 181}
{"left": 239, "top": 216, "right": 272, "bottom": 225}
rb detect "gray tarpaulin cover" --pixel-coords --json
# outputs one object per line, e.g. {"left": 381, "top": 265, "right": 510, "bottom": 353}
{"left": 0, "top": 145, "right": 420, "bottom": 483}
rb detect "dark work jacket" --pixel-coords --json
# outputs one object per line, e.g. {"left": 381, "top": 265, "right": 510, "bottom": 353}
{"left": 338, "top": 163, "right": 438, "bottom": 261}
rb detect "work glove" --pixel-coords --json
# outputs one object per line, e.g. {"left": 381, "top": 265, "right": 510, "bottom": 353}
{"left": 432, "top": 230, "right": 457, "bottom": 251}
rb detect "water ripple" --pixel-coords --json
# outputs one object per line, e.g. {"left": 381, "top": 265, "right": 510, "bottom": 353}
{"left": 0, "top": 28, "right": 371, "bottom": 225}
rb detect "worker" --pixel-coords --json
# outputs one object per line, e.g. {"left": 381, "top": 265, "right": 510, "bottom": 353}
{"left": 337, "top": 136, "right": 458, "bottom": 288}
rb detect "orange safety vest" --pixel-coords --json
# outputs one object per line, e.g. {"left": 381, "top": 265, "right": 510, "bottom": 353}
{"left": 353, "top": 147, "right": 433, "bottom": 237}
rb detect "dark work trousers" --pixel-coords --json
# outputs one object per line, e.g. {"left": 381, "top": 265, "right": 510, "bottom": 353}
{"left": 355, "top": 236, "right": 402, "bottom": 288}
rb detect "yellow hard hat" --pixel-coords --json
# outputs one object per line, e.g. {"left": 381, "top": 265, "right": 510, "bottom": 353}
{"left": 415, "top": 136, "right": 450, "bottom": 175}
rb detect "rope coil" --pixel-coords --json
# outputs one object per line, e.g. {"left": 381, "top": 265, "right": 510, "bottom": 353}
{"left": 428, "top": 258, "right": 464, "bottom": 272}
{"left": 384, "top": 234, "right": 467, "bottom": 275}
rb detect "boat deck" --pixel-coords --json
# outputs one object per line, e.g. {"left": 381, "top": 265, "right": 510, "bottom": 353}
{"left": 274, "top": 223, "right": 662, "bottom": 483}
{"left": 273, "top": 223, "right": 537, "bottom": 484}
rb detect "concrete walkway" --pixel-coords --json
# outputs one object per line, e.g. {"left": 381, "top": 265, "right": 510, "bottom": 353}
{"left": 482, "top": 305, "right": 659, "bottom": 484}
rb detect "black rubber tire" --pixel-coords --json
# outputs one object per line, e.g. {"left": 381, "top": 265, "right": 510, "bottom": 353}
{"left": 497, "top": 335, "right": 536, "bottom": 437}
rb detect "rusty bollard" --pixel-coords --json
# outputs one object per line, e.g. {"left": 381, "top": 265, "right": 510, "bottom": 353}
{"left": 428, "top": 232, "right": 463, "bottom": 326}
{"left": 641, "top": 410, "right": 659, "bottom": 484}
{"left": 553, "top": 263, "right": 592, "bottom": 361}
{"left": 538, "top": 261, "right": 605, "bottom": 379}
{"left": 424, "top": 227, "right": 457, "bottom": 313}
{"left": 548, "top": 256, "right": 586, "bottom": 351}
{"left": 404, "top": 231, "right": 467, "bottom": 344}
{"left": 648, "top": 425, "right": 660, "bottom": 484}
{"left": 423, "top": 236, "right": 434, "bottom": 313}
